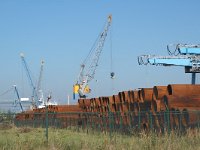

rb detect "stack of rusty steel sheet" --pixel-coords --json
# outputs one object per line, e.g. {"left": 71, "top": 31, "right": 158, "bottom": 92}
{"left": 162, "top": 84, "right": 200, "bottom": 129}
{"left": 77, "top": 84, "right": 200, "bottom": 131}
{"left": 15, "top": 104, "right": 83, "bottom": 128}
{"left": 15, "top": 84, "right": 200, "bottom": 131}
{"left": 152, "top": 84, "right": 200, "bottom": 130}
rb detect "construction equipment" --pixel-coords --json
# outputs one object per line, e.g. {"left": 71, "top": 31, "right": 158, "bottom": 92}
{"left": 37, "top": 60, "right": 45, "bottom": 103}
{"left": 20, "top": 53, "right": 39, "bottom": 108}
{"left": 13, "top": 85, "right": 24, "bottom": 112}
{"left": 74, "top": 15, "right": 112, "bottom": 98}
{"left": 0, "top": 85, "right": 24, "bottom": 112}
{"left": 138, "top": 44, "right": 200, "bottom": 84}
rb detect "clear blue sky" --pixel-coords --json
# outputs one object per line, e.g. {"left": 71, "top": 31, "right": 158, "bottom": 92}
{"left": 0, "top": 0, "right": 200, "bottom": 105}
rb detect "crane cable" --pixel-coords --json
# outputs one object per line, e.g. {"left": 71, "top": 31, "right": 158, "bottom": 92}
{"left": 83, "top": 34, "right": 99, "bottom": 65}
{"left": 78, "top": 20, "right": 108, "bottom": 84}
{"left": 110, "top": 24, "right": 113, "bottom": 74}
{"left": 0, "top": 87, "right": 13, "bottom": 97}
{"left": 110, "top": 21, "right": 115, "bottom": 79}
{"left": 109, "top": 21, "right": 115, "bottom": 94}
{"left": 21, "top": 58, "right": 25, "bottom": 98}
{"left": 82, "top": 19, "right": 107, "bottom": 66}
{"left": 167, "top": 44, "right": 180, "bottom": 56}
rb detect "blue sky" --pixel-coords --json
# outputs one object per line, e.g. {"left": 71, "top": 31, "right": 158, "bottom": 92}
{"left": 0, "top": 0, "right": 200, "bottom": 106}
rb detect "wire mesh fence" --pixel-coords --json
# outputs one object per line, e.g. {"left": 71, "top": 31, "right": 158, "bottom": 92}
{"left": 0, "top": 110, "right": 197, "bottom": 134}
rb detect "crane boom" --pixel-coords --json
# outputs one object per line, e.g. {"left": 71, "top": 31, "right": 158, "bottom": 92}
{"left": 13, "top": 85, "right": 24, "bottom": 112}
{"left": 0, "top": 85, "right": 24, "bottom": 112}
{"left": 138, "top": 55, "right": 200, "bottom": 67}
{"left": 138, "top": 44, "right": 200, "bottom": 84}
{"left": 37, "top": 60, "right": 44, "bottom": 93}
{"left": 37, "top": 60, "right": 44, "bottom": 103}
{"left": 75, "top": 15, "right": 112, "bottom": 98}
{"left": 20, "top": 53, "right": 39, "bottom": 107}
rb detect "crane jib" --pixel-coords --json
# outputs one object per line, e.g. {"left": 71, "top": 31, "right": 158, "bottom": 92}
{"left": 75, "top": 15, "right": 112, "bottom": 99}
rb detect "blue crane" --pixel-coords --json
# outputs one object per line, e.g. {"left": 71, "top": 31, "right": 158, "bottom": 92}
{"left": 138, "top": 44, "right": 200, "bottom": 84}
{"left": 13, "top": 85, "right": 24, "bottom": 112}
{"left": 0, "top": 85, "right": 24, "bottom": 112}
{"left": 20, "top": 53, "right": 39, "bottom": 108}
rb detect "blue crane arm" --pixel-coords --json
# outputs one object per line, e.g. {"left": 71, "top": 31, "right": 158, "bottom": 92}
{"left": 138, "top": 55, "right": 197, "bottom": 66}
{"left": 14, "top": 86, "right": 24, "bottom": 112}
{"left": 21, "top": 55, "right": 35, "bottom": 89}
{"left": 138, "top": 44, "right": 200, "bottom": 66}
{"left": 20, "top": 53, "right": 39, "bottom": 107}
{"left": 138, "top": 44, "right": 200, "bottom": 84}
{"left": 178, "top": 46, "right": 200, "bottom": 55}
{"left": 148, "top": 57, "right": 192, "bottom": 66}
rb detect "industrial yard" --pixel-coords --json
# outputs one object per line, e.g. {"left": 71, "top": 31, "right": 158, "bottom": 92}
{"left": 1, "top": 1, "right": 200, "bottom": 150}
{"left": 13, "top": 84, "right": 200, "bottom": 133}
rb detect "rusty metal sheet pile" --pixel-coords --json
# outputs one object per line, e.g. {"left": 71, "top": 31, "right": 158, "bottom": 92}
{"left": 15, "top": 84, "right": 200, "bottom": 131}
{"left": 167, "top": 84, "right": 200, "bottom": 96}
{"left": 153, "top": 86, "right": 168, "bottom": 100}
{"left": 141, "top": 88, "right": 153, "bottom": 102}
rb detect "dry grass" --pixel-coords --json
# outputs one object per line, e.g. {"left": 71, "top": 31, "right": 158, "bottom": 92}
{"left": 0, "top": 122, "right": 13, "bottom": 130}
{"left": 0, "top": 125, "right": 200, "bottom": 150}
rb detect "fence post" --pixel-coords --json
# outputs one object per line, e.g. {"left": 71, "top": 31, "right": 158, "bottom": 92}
{"left": 164, "top": 111, "right": 166, "bottom": 132}
{"left": 149, "top": 111, "right": 152, "bottom": 130}
{"left": 179, "top": 111, "right": 182, "bottom": 132}
{"left": 109, "top": 112, "right": 111, "bottom": 139}
{"left": 45, "top": 105, "right": 48, "bottom": 142}
{"left": 92, "top": 112, "right": 94, "bottom": 131}
{"left": 197, "top": 111, "right": 200, "bottom": 129}
{"left": 33, "top": 113, "right": 35, "bottom": 128}
{"left": 167, "top": 110, "right": 170, "bottom": 134}
{"left": 138, "top": 111, "right": 141, "bottom": 130}
{"left": 129, "top": 112, "right": 132, "bottom": 128}
{"left": 97, "top": 112, "right": 102, "bottom": 133}
{"left": 119, "top": 112, "right": 123, "bottom": 131}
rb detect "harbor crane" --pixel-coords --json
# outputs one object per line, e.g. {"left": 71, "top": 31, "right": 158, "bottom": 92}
{"left": 36, "top": 60, "right": 57, "bottom": 108}
{"left": 74, "top": 15, "right": 112, "bottom": 99}
{"left": 138, "top": 44, "right": 200, "bottom": 84}
{"left": 0, "top": 85, "right": 24, "bottom": 112}
{"left": 20, "top": 53, "right": 39, "bottom": 108}
{"left": 13, "top": 85, "right": 24, "bottom": 112}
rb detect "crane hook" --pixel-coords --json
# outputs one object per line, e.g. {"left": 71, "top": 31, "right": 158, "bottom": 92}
{"left": 110, "top": 72, "right": 115, "bottom": 79}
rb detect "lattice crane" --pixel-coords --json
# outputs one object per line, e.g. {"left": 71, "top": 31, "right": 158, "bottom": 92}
{"left": 138, "top": 44, "right": 200, "bottom": 84}
{"left": 37, "top": 60, "right": 44, "bottom": 103}
{"left": 20, "top": 53, "right": 39, "bottom": 108}
{"left": 13, "top": 85, "right": 24, "bottom": 112}
{"left": 74, "top": 15, "right": 112, "bottom": 98}
{"left": 0, "top": 85, "right": 24, "bottom": 112}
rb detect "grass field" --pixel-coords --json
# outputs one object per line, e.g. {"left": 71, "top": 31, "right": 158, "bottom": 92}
{"left": 1, "top": 123, "right": 200, "bottom": 150}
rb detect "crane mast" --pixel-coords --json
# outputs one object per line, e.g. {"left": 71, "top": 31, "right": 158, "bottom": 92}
{"left": 37, "top": 60, "right": 44, "bottom": 103}
{"left": 138, "top": 44, "right": 200, "bottom": 84}
{"left": 75, "top": 15, "right": 112, "bottom": 98}
{"left": 20, "top": 53, "right": 39, "bottom": 108}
